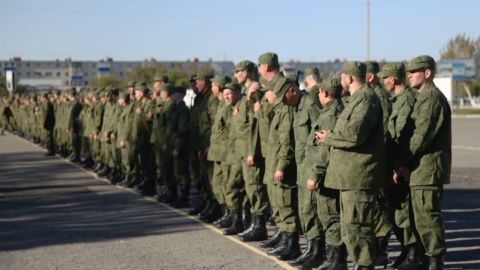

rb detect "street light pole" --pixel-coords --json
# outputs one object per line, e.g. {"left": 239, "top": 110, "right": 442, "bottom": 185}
{"left": 367, "top": 0, "right": 370, "bottom": 61}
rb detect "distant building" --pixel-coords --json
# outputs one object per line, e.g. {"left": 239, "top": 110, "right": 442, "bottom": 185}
{"left": 0, "top": 57, "right": 235, "bottom": 90}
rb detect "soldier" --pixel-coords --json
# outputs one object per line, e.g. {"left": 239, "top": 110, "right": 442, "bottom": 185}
{"left": 98, "top": 86, "right": 120, "bottom": 178}
{"left": 221, "top": 82, "right": 248, "bottom": 235}
{"left": 92, "top": 90, "right": 107, "bottom": 173}
{"left": 117, "top": 90, "right": 137, "bottom": 187}
{"left": 39, "top": 93, "right": 56, "bottom": 156}
{"left": 317, "top": 61, "right": 385, "bottom": 269}
{"left": 132, "top": 82, "right": 156, "bottom": 196}
{"left": 304, "top": 75, "right": 347, "bottom": 270}
{"left": 303, "top": 67, "right": 322, "bottom": 107}
{"left": 401, "top": 55, "right": 451, "bottom": 269}
{"left": 207, "top": 75, "right": 233, "bottom": 226}
{"left": 233, "top": 60, "right": 270, "bottom": 242}
{"left": 365, "top": 60, "right": 393, "bottom": 267}
{"left": 67, "top": 88, "right": 83, "bottom": 163}
{"left": 168, "top": 86, "right": 191, "bottom": 208}
{"left": 377, "top": 63, "right": 417, "bottom": 269}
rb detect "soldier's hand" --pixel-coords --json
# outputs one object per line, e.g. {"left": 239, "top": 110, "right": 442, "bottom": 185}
{"left": 247, "top": 82, "right": 260, "bottom": 101}
{"left": 274, "top": 170, "right": 284, "bottom": 182}
{"left": 119, "top": 140, "right": 125, "bottom": 148}
{"left": 253, "top": 101, "right": 261, "bottom": 112}
{"left": 110, "top": 133, "right": 116, "bottom": 140}
{"left": 315, "top": 130, "right": 331, "bottom": 144}
{"left": 306, "top": 179, "right": 317, "bottom": 191}
{"left": 247, "top": 155, "right": 255, "bottom": 167}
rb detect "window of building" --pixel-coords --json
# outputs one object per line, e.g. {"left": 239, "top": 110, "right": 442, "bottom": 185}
{"left": 84, "top": 72, "right": 88, "bottom": 76}
{"left": 56, "top": 63, "right": 60, "bottom": 68}
{"left": 17, "top": 72, "right": 22, "bottom": 76}
{"left": 45, "top": 72, "right": 52, "bottom": 77}
{"left": 65, "top": 72, "right": 69, "bottom": 76}
{"left": 26, "top": 63, "right": 30, "bottom": 67}
{"left": 119, "top": 72, "right": 123, "bottom": 77}
{"left": 17, "top": 63, "right": 22, "bottom": 68}
{"left": 65, "top": 81, "right": 69, "bottom": 86}
{"left": 26, "top": 72, "right": 31, "bottom": 76}
{"left": 35, "top": 62, "right": 40, "bottom": 67}
{"left": 84, "top": 81, "right": 88, "bottom": 85}
{"left": 57, "top": 72, "right": 61, "bottom": 77}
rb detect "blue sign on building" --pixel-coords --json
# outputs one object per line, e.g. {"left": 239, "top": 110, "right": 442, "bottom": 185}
{"left": 438, "top": 59, "right": 476, "bottom": 80}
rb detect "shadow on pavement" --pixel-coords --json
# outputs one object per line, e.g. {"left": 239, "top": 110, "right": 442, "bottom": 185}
{"left": 0, "top": 151, "right": 201, "bottom": 252}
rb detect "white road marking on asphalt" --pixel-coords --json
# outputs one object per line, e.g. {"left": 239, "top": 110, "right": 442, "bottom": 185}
{"left": 453, "top": 145, "right": 480, "bottom": 151}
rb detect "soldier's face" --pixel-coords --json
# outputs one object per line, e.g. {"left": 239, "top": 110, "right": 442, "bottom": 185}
{"left": 211, "top": 83, "right": 221, "bottom": 96}
{"left": 223, "top": 89, "right": 234, "bottom": 105}
{"left": 408, "top": 69, "right": 430, "bottom": 89}
{"left": 153, "top": 81, "right": 161, "bottom": 89}
{"left": 258, "top": 64, "right": 267, "bottom": 78}
{"left": 134, "top": 90, "right": 143, "bottom": 100}
{"left": 160, "top": 91, "right": 169, "bottom": 102}
{"left": 383, "top": 77, "right": 395, "bottom": 91}
{"left": 118, "top": 98, "right": 125, "bottom": 106}
{"left": 340, "top": 73, "right": 351, "bottom": 90}
{"left": 234, "top": 70, "right": 247, "bottom": 84}
{"left": 196, "top": 79, "right": 207, "bottom": 92}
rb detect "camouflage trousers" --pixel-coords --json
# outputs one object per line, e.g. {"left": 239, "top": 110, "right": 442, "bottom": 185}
{"left": 224, "top": 161, "right": 246, "bottom": 210}
{"left": 340, "top": 189, "right": 377, "bottom": 266}
{"left": 241, "top": 157, "right": 268, "bottom": 215}
{"left": 298, "top": 181, "right": 323, "bottom": 240}
{"left": 211, "top": 161, "right": 229, "bottom": 205}
{"left": 271, "top": 183, "right": 299, "bottom": 233}
{"left": 315, "top": 183, "right": 341, "bottom": 246}
{"left": 410, "top": 185, "right": 446, "bottom": 256}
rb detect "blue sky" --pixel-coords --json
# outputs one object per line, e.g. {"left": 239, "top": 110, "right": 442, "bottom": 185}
{"left": 1, "top": 0, "right": 479, "bottom": 63}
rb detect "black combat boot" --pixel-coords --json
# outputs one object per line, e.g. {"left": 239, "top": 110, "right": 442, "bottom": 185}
{"left": 259, "top": 230, "right": 282, "bottom": 248}
{"left": 375, "top": 236, "right": 390, "bottom": 268}
{"left": 388, "top": 245, "right": 408, "bottom": 269}
{"left": 242, "top": 207, "right": 252, "bottom": 231}
{"left": 296, "top": 236, "right": 326, "bottom": 269}
{"left": 188, "top": 199, "right": 206, "bottom": 216}
{"left": 289, "top": 238, "right": 314, "bottom": 266}
{"left": 173, "top": 186, "right": 190, "bottom": 208}
{"left": 276, "top": 232, "right": 301, "bottom": 261}
{"left": 395, "top": 244, "right": 425, "bottom": 270}
{"left": 198, "top": 198, "right": 213, "bottom": 218}
{"left": 428, "top": 256, "right": 444, "bottom": 270}
{"left": 213, "top": 205, "right": 229, "bottom": 226}
{"left": 267, "top": 231, "right": 289, "bottom": 255}
{"left": 136, "top": 178, "right": 156, "bottom": 196}
{"left": 216, "top": 208, "right": 234, "bottom": 228}
{"left": 239, "top": 214, "right": 268, "bottom": 242}
{"left": 127, "top": 174, "right": 142, "bottom": 188}
{"left": 162, "top": 184, "right": 178, "bottom": 204}
{"left": 223, "top": 209, "right": 243, "bottom": 235}
{"left": 202, "top": 200, "right": 222, "bottom": 223}
{"left": 93, "top": 162, "right": 103, "bottom": 172}
{"left": 314, "top": 244, "right": 348, "bottom": 270}
{"left": 290, "top": 236, "right": 325, "bottom": 269}
{"left": 97, "top": 166, "right": 111, "bottom": 177}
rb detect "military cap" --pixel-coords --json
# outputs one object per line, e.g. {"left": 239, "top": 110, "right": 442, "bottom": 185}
{"left": 224, "top": 82, "right": 242, "bottom": 92}
{"left": 171, "top": 86, "right": 187, "bottom": 95}
{"left": 127, "top": 80, "right": 137, "bottom": 87}
{"left": 365, "top": 61, "right": 380, "bottom": 73}
{"left": 134, "top": 81, "right": 149, "bottom": 94}
{"left": 303, "top": 67, "right": 320, "bottom": 78}
{"left": 378, "top": 62, "right": 406, "bottom": 79}
{"left": 154, "top": 74, "right": 169, "bottom": 83}
{"left": 159, "top": 83, "right": 173, "bottom": 93}
{"left": 258, "top": 52, "right": 279, "bottom": 68}
{"left": 341, "top": 61, "right": 367, "bottom": 78}
{"left": 406, "top": 55, "right": 436, "bottom": 72}
{"left": 189, "top": 74, "right": 197, "bottom": 82}
{"left": 235, "top": 60, "right": 256, "bottom": 73}
{"left": 92, "top": 89, "right": 101, "bottom": 98}
{"left": 319, "top": 74, "right": 343, "bottom": 97}
{"left": 119, "top": 91, "right": 130, "bottom": 99}
{"left": 195, "top": 72, "right": 214, "bottom": 81}
{"left": 273, "top": 77, "right": 295, "bottom": 105}
{"left": 211, "top": 75, "right": 231, "bottom": 88}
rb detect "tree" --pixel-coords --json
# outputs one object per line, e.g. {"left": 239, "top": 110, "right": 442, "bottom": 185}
{"left": 90, "top": 74, "right": 121, "bottom": 89}
{"left": 440, "top": 34, "right": 480, "bottom": 96}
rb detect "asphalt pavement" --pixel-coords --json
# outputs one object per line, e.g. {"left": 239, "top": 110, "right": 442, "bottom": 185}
{"left": 0, "top": 117, "right": 480, "bottom": 269}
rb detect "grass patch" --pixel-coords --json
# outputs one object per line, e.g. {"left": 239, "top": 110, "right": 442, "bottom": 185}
{"left": 453, "top": 108, "right": 480, "bottom": 114}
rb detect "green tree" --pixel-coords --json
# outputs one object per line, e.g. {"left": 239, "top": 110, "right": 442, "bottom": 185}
{"left": 440, "top": 34, "right": 480, "bottom": 96}
{"left": 90, "top": 74, "right": 121, "bottom": 89}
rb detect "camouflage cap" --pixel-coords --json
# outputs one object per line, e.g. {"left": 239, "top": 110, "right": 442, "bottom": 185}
{"left": 154, "top": 74, "right": 169, "bottom": 83}
{"left": 158, "top": 83, "right": 173, "bottom": 93}
{"left": 406, "top": 55, "right": 436, "bottom": 72}
{"left": 303, "top": 67, "right": 320, "bottom": 78}
{"left": 258, "top": 52, "right": 279, "bottom": 68}
{"left": 99, "top": 90, "right": 109, "bottom": 97}
{"left": 224, "top": 82, "right": 242, "bottom": 92}
{"left": 119, "top": 91, "right": 130, "bottom": 99}
{"left": 341, "top": 61, "right": 366, "bottom": 78}
{"left": 378, "top": 62, "right": 405, "bottom": 79}
{"left": 235, "top": 60, "right": 256, "bottom": 73}
{"left": 365, "top": 61, "right": 380, "bottom": 73}
{"left": 134, "top": 81, "right": 148, "bottom": 93}
{"left": 212, "top": 75, "right": 231, "bottom": 88}
{"left": 195, "top": 72, "right": 214, "bottom": 81}
{"left": 127, "top": 80, "right": 137, "bottom": 88}
{"left": 319, "top": 74, "right": 343, "bottom": 97}
{"left": 273, "top": 77, "right": 295, "bottom": 105}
